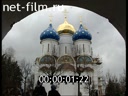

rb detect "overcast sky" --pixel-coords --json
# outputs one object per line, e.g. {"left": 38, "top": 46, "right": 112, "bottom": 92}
{"left": 2, "top": 5, "right": 126, "bottom": 78}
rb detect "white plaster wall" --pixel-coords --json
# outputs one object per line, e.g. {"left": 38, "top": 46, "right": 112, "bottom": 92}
{"left": 58, "top": 71, "right": 78, "bottom": 95}
{"left": 59, "top": 34, "right": 74, "bottom": 57}
{"left": 59, "top": 82, "right": 78, "bottom": 95}
{"left": 41, "top": 39, "right": 59, "bottom": 56}
{"left": 74, "top": 39, "right": 91, "bottom": 56}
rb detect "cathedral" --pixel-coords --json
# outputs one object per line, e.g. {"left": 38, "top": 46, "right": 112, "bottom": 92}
{"left": 32, "top": 11, "right": 104, "bottom": 96}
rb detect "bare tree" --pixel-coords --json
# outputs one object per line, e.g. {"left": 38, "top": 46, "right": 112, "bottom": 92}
{"left": 4, "top": 47, "right": 15, "bottom": 58}
{"left": 26, "top": 74, "right": 34, "bottom": 90}
{"left": 75, "top": 53, "right": 95, "bottom": 96}
{"left": 119, "top": 68, "right": 126, "bottom": 95}
{"left": 20, "top": 59, "right": 32, "bottom": 95}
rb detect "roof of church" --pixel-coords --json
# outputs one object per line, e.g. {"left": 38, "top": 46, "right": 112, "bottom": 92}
{"left": 57, "top": 19, "right": 76, "bottom": 34}
{"left": 72, "top": 24, "right": 92, "bottom": 41}
{"left": 40, "top": 24, "right": 60, "bottom": 41}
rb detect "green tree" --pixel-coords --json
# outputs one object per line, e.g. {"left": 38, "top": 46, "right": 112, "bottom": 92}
{"left": 2, "top": 47, "right": 22, "bottom": 92}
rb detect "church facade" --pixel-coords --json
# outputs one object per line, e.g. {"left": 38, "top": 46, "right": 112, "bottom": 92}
{"left": 32, "top": 15, "right": 104, "bottom": 96}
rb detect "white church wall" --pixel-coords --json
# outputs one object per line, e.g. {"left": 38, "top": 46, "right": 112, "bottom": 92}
{"left": 59, "top": 82, "right": 78, "bottom": 95}
{"left": 59, "top": 34, "right": 74, "bottom": 57}
{"left": 42, "top": 83, "right": 51, "bottom": 94}
{"left": 41, "top": 39, "right": 59, "bottom": 56}
{"left": 74, "top": 39, "right": 92, "bottom": 56}
{"left": 58, "top": 71, "right": 78, "bottom": 95}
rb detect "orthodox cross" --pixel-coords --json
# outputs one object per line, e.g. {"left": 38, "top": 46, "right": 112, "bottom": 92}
{"left": 63, "top": 9, "right": 68, "bottom": 20}
{"left": 49, "top": 14, "right": 53, "bottom": 23}
{"left": 79, "top": 16, "right": 82, "bottom": 24}
{"left": 79, "top": 15, "right": 88, "bottom": 30}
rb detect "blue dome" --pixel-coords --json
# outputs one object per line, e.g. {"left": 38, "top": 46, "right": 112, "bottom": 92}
{"left": 72, "top": 24, "right": 92, "bottom": 41}
{"left": 40, "top": 24, "right": 60, "bottom": 41}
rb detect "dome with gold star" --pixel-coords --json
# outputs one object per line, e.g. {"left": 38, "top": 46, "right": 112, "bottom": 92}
{"left": 57, "top": 19, "right": 76, "bottom": 34}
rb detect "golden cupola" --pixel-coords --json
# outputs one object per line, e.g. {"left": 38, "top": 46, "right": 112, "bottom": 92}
{"left": 57, "top": 17, "right": 76, "bottom": 34}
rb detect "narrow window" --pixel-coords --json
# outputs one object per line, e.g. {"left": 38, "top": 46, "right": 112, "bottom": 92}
{"left": 54, "top": 45, "right": 55, "bottom": 53}
{"left": 42, "top": 45, "right": 44, "bottom": 53}
{"left": 65, "top": 46, "right": 67, "bottom": 54}
{"left": 48, "top": 44, "right": 49, "bottom": 52}
{"left": 77, "top": 45, "right": 78, "bottom": 52}
{"left": 79, "top": 45, "right": 81, "bottom": 54}
{"left": 91, "top": 47, "right": 93, "bottom": 55}
{"left": 83, "top": 44, "right": 85, "bottom": 52}
{"left": 88, "top": 45, "right": 90, "bottom": 53}
{"left": 59, "top": 46, "right": 60, "bottom": 54}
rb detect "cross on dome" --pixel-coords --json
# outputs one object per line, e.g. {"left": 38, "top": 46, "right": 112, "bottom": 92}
{"left": 57, "top": 9, "right": 76, "bottom": 33}
{"left": 63, "top": 9, "right": 68, "bottom": 21}
{"left": 79, "top": 16, "right": 82, "bottom": 24}
{"left": 49, "top": 14, "right": 53, "bottom": 23}
{"left": 79, "top": 16, "right": 88, "bottom": 30}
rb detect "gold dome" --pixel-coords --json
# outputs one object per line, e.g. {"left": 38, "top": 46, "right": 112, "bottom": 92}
{"left": 57, "top": 19, "right": 76, "bottom": 34}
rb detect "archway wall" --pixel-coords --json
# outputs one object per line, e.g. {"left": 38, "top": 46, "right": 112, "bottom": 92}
{"left": 2, "top": 0, "right": 126, "bottom": 40}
